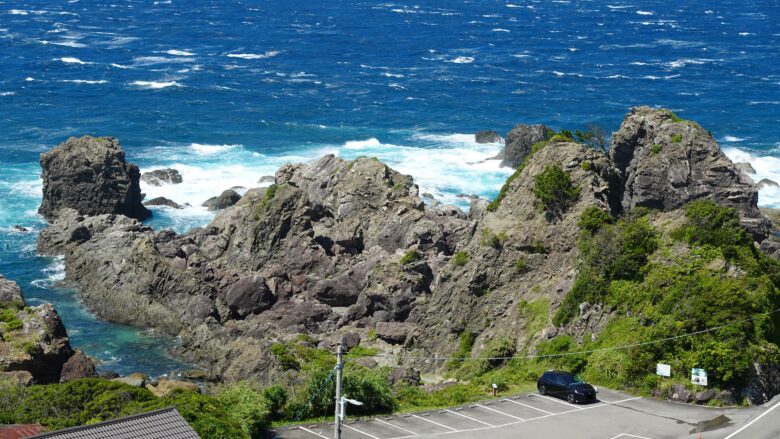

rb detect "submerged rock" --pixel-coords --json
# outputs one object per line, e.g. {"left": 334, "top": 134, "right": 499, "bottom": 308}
{"left": 141, "top": 168, "right": 183, "bottom": 186}
{"left": 474, "top": 130, "right": 502, "bottom": 144}
{"left": 756, "top": 178, "right": 779, "bottom": 190}
{"left": 38, "top": 136, "right": 150, "bottom": 221}
{"left": 144, "top": 197, "right": 183, "bottom": 209}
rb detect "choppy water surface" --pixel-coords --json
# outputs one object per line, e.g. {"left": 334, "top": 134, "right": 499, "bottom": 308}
{"left": 0, "top": 0, "right": 778, "bottom": 375}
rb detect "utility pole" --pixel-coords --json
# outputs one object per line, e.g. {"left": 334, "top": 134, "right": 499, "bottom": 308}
{"left": 334, "top": 343, "right": 343, "bottom": 439}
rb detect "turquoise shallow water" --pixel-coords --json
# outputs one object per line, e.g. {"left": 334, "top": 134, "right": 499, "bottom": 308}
{"left": 1, "top": 0, "right": 779, "bottom": 375}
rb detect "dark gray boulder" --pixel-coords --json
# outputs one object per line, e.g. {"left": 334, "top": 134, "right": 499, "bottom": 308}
{"left": 610, "top": 107, "right": 771, "bottom": 241}
{"left": 497, "top": 124, "right": 551, "bottom": 168}
{"left": 375, "top": 322, "right": 412, "bottom": 344}
{"left": 224, "top": 275, "right": 275, "bottom": 318}
{"left": 0, "top": 274, "right": 23, "bottom": 305}
{"left": 38, "top": 136, "right": 151, "bottom": 221}
{"left": 341, "top": 332, "right": 361, "bottom": 351}
{"left": 144, "top": 197, "right": 182, "bottom": 209}
{"left": 389, "top": 366, "right": 421, "bottom": 386}
{"left": 202, "top": 190, "right": 241, "bottom": 211}
{"left": 141, "top": 168, "right": 183, "bottom": 186}
{"left": 59, "top": 350, "right": 97, "bottom": 383}
{"left": 475, "top": 130, "right": 502, "bottom": 144}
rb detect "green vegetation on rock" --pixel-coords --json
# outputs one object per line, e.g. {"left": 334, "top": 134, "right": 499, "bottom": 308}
{"left": 533, "top": 164, "right": 580, "bottom": 216}
{"left": 451, "top": 251, "right": 469, "bottom": 266}
{"left": 400, "top": 249, "right": 422, "bottom": 265}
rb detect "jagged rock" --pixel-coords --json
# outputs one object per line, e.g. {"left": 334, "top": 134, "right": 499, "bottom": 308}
{"left": 181, "top": 296, "right": 218, "bottom": 325}
{"left": 341, "top": 332, "right": 361, "bottom": 351}
{"left": 735, "top": 162, "right": 756, "bottom": 175}
{"left": 141, "top": 168, "right": 183, "bottom": 186}
{"left": 694, "top": 389, "right": 717, "bottom": 404}
{"left": 497, "top": 124, "right": 551, "bottom": 168}
{"left": 223, "top": 275, "right": 275, "bottom": 318}
{"left": 144, "top": 197, "right": 183, "bottom": 209}
{"left": 0, "top": 275, "right": 23, "bottom": 305}
{"left": 13, "top": 225, "right": 28, "bottom": 233}
{"left": 38, "top": 136, "right": 150, "bottom": 221}
{"left": 202, "top": 189, "right": 241, "bottom": 211}
{"left": 610, "top": 107, "right": 770, "bottom": 240}
{"left": 756, "top": 178, "right": 779, "bottom": 190}
{"left": 743, "top": 359, "right": 780, "bottom": 405}
{"left": 375, "top": 322, "right": 411, "bottom": 344}
{"left": 146, "top": 379, "right": 200, "bottom": 397}
{"left": 475, "top": 130, "right": 502, "bottom": 144}
{"left": 669, "top": 384, "right": 694, "bottom": 403}
{"left": 0, "top": 275, "right": 76, "bottom": 384}
{"left": 389, "top": 367, "right": 421, "bottom": 386}
{"left": 760, "top": 236, "right": 780, "bottom": 261}
{"left": 0, "top": 371, "right": 34, "bottom": 386}
{"left": 59, "top": 350, "right": 97, "bottom": 382}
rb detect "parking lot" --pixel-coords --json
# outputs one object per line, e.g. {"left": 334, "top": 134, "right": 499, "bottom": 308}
{"left": 271, "top": 388, "right": 780, "bottom": 439}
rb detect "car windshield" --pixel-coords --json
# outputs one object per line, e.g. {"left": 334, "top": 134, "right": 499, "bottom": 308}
{"left": 562, "top": 374, "right": 584, "bottom": 385}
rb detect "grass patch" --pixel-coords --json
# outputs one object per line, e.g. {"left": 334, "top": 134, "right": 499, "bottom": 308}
{"left": 451, "top": 251, "right": 469, "bottom": 266}
{"left": 671, "top": 134, "right": 683, "bottom": 143}
{"left": 400, "top": 250, "right": 422, "bottom": 265}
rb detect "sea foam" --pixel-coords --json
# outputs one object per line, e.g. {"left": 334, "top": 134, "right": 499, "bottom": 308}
{"left": 723, "top": 147, "right": 780, "bottom": 208}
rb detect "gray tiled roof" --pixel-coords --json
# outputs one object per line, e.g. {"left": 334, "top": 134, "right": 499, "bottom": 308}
{"left": 28, "top": 407, "right": 200, "bottom": 439}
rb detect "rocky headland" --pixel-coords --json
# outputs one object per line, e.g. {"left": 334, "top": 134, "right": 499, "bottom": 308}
{"left": 33, "top": 107, "right": 780, "bottom": 404}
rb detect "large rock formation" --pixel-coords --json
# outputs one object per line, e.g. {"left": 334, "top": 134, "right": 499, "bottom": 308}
{"left": 33, "top": 108, "right": 778, "bottom": 398}
{"left": 0, "top": 275, "right": 91, "bottom": 384}
{"left": 38, "top": 136, "right": 151, "bottom": 221}
{"left": 609, "top": 107, "right": 770, "bottom": 240}
{"left": 497, "top": 124, "right": 551, "bottom": 168}
{"left": 141, "top": 168, "right": 183, "bottom": 186}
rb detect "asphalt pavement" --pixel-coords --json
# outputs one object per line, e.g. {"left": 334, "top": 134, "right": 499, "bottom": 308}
{"left": 271, "top": 387, "right": 780, "bottom": 439}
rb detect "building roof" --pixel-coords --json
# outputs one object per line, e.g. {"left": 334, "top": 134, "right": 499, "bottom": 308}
{"left": 0, "top": 424, "right": 46, "bottom": 439}
{"left": 26, "top": 407, "right": 199, "bottom": 439}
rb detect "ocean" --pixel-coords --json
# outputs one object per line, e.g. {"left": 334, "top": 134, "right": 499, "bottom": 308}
{"left": 1, "top": 0, "right": 778, "bottom": 376}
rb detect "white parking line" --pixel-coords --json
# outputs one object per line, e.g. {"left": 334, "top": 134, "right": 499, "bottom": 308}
{"left": 373, "top": 418, "right": 419, "bottom": 436}
{"left": 534, "top": 393, "right": 584, "bottom": 409}
{"left": 344, "top": 423, "right": 380, "bottom": 438}
{"left": 411, "top": 414, "right": 457, "bottom": 431}
{"left": 475, "top": 404, "right": 525, "bottom": 421}
{"left": 503, "top": 398, "right": 554, "bottom": 415}
{"left": 609, "top": 434, "right": 651, "bottom": 439}
{"left": 723, "top": 397, "right": 780, "bottom": 439}
{"left": 446, "top": 409, "right": 495, "bottom": 427}
{"left": 298, "top": 426, "right": 329, "bottom": 438}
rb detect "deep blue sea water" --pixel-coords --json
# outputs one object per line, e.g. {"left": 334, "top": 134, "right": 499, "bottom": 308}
{"left": 1, "top": 0, "right": 779, "bottom": 376}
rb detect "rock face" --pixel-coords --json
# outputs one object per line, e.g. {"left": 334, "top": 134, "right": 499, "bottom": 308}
{"left": 735, "top": 162, "right": 756, "bottom": 175}
{"left": 38, "top": 136, "right": 151, "bottom": 222}
{"left": 610, "top": 107, "right": 770, "bottom": 240}
{"left": 475, "top": 130, "right": 502, "bottom": 144}
{"left": 497, "top": 124, "right": 551, "bottom": 168}
{"left": 0, "top": 275, "right": 80, "bottom": 384}
{"left": 756, "top": 178, "right": 779, "bottom": 190}
{"left": 59, "top": 350, "right": 97, "bottom": 382}
{"left": 202, "top": 189, "right": 242, "bottom": 211}
{"left": 141, "top": 168, "right": 183, "bottom": 186}
{"left": 33, "top": 109, "right": 779, "bottom": 396}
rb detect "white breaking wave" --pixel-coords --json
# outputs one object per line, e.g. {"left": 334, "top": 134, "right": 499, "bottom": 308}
{"left": 189, "top": 143, "right": 240, "bottom": 155}
{"left": 343, "top": 138, "right": 383, "bottom": 149}
{"left": 40, "top": 40, "right": 87, "bottom": 48}
{"left": 130, "top": 80, "right": 182, "bottom": 89}
{"left": 723, "top": 147, "right": 780, "bottom": 208}
{"left": 0, "top": 91, "right": 14, "bottom": 96}
{"left": 226, "top": 51, "right": 280, "bottom": 60}
{"left": 58, "top": 57, "right": 90, "bottom": 64}
{"left": 448, "top": 56, "right": 474, "bottom": 64}
{"left": 636, "top": 10, "right": 654, "bottom": 15}
{"left": 165, "top": 49, "right": 195, "bottom": 56}
{"left": 61, "top": 79, "right": 108, "bottom": 84}
{"left": 722, "top": 135, "right": 746, "bottom": 142}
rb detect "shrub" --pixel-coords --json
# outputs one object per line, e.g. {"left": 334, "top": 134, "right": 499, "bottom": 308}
{"left": 533, "top": 164, "right": 580, "bottom": 217}
{"left": 253, "top": 184, "right": 278, "bottom": 220}
{"left": 446, "top": 330, "right": 476, "bottom": 371}
{"left": 0, "top": 309, "right": 23, "bottom": 331}
{"left": 270, "top": 343, "right": 300, "bottom": 371}
{"left": 651, "top": 144, "right": 662, "bottom": 155}
{"left": 671, "top": 134, "right": 683, "bottom": 143}
{"left": 262, "top": 385, "right": 288, "bottom": 421}
{"left": 481, "top": 228, "right": 507, "bottom": 249}
{"left": 578, "top": 206, "right": 614, "bottom": 234}
{"left": 517, "top": 298, "right": 550, "bottom": 336}
{"left": 671, "top": 200, "right": 748, "bottom": 247}
{"left": 400, "top": 250, "right": 422, "bottom": 265}
{"left": 452, "top": 251, "right": 469, "bottom": 266}
{"left": 515, "top": 258, "right": 530, "bottom": 273}
{"left": 580, "top": 160, "right": 591, "bottom": 171}
{"left": 215, "top": 383, "right": 270, "bottom": 437}
{"left": 486, "top": 138, "right": 552, "bottom": 212}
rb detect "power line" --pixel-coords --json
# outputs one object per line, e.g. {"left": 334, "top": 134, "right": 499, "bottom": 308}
{"left": 346, "top": 307, "right": 780, "bottom": 362}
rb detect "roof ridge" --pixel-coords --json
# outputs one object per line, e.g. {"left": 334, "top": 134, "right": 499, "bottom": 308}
{"left": 26, "top": 407, "right": 183, "bottom": 438}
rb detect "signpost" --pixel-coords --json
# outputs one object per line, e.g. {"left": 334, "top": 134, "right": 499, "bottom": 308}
{"left": 691, "top": 368, "right": 708, "bottom": 386}
{"left": 656, "top": 363, "right": 671, "bottom": 377}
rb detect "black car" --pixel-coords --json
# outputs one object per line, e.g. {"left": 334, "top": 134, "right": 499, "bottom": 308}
{"left": 536, "top": 370, "right": 598, "bottom": 404}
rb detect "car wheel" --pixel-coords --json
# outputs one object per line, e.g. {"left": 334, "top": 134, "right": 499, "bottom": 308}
{"left": 538, "top": 385, "right": 546, "bottom": 395}
{"left": 567, "top": 393, "right": 576, "bottom": 404}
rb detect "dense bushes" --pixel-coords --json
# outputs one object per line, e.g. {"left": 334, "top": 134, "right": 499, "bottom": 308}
{"left": 533, "top": 164, "right": 580, "bottom": 217}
